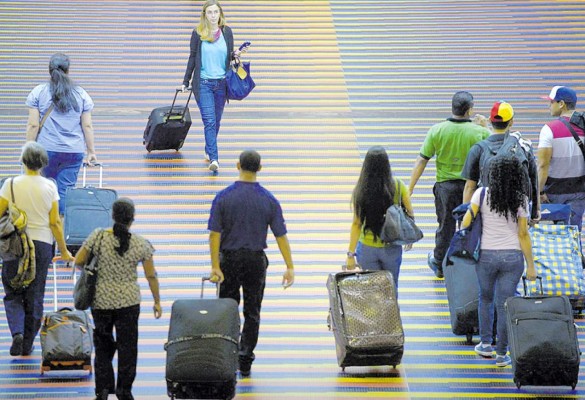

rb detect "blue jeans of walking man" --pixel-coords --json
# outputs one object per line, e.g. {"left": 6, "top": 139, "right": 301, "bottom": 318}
{"left": 196, "top": 79, "right": 227, "bottom": 163}
{"left": 476, "top": 249, "right": 524, "bottom": 356}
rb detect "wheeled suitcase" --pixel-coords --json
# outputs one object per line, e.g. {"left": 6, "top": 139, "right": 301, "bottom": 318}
{"left": 64, "top": 163, "right": 117, "bottom": 255}
{"left": 41, "top": 257, "right": 93, "bottom": 375}
{"left": 165, "top": 277, "right": 240, "bottom": 400}
{"left": 443, "top": 256, "right": 479, "bottom": 344}
{"left": 505, "top": 277, "right": 580, "bottom": 389}
{"left": 523, "top": 223, "right": 585, "bottom": 311}
{"left": 144, "top": 89, "right": 192, "bottom": 152}
{"left": 327, "top": 269, "right": 404, "bottom": 371}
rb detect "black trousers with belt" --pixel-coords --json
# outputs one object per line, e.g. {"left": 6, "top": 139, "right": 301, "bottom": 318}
{"left": 219, "top": 249, "right": 268, "bottom": 368}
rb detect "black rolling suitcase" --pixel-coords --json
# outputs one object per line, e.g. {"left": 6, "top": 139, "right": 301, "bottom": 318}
{"left": 326, "top": 268, "right": 404, "bottom": 371}
{"left": 64, "top": 163, "right": 117, "bottom": 254}
{"left": 165, "top": 277, "right": 240, "bottom": 400}
{"left": 144, "top": 89, "right": 192, "bottom": 152}
{"left": 443, "top": 256, "right": 479, "bottom": 344}
{"left": 505, "top": 277, "right": 581, "bottom": 389}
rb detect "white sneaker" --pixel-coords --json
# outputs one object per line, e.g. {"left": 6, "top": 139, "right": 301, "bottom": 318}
{"left": 209, "top": 160, "right": 219, "bottom": 172}
{"left": 204, "top": 152, "right": 210, "bottom": 161}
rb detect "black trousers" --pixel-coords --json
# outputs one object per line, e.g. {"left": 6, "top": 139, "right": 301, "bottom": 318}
{"left": 433, "top": 180, "right": 466, "bottom": 264}
{"left": 219, "top": 249, "right": 268, "bottom": 367}
{"left": 92, "top": 304, "right": 140, "bottom": 399}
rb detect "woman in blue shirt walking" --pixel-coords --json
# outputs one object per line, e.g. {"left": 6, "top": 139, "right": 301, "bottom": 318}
{"left": 25, "top": 53, "right": 97, "bottom": 215}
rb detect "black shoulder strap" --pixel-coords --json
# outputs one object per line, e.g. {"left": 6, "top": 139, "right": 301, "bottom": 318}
{"left": 559, "top": 118, "right": 585, "bottom": 160}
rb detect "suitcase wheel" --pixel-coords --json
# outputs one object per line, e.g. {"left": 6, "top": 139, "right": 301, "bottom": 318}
{"left": 514, "top": 378, "right": 521, "bottom": 389}
{"left": 466, "top": 333, "right": 473, "bottom": 345}
{"left": 341, "top": 367, "right": 345, "bottom": 372}
{"left": 572, "top": 382, "right": 577, "bottom": 390}
{"left": 175, "top": 140, "right": 184, "bottom": 151}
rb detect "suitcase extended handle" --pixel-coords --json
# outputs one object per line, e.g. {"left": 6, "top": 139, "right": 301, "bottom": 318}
{"left": 82, "top": 162, "right": 103, "bottom": 188}
{"left": 201, "top": 276, "right": 220, "bottom": 299}
{"left": 169, "top": 88, "right": 193, "bottom": 120}
{"left": 522, "top": 275, "right": 543, "bottom": 297}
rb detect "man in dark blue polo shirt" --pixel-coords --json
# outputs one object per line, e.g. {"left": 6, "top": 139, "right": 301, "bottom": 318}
{"left": 208, "top": 149, "right": 295, "bottom": 377}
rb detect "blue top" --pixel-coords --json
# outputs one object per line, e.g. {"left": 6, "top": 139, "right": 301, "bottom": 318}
{"left": 26, "top": 83, "right": 94, "bottom": 153}
{"left": 208, "top": 181, "right": 288, "bottom": 251}
{"left": 200, "top": 33, "right": 228, "bottom": 79}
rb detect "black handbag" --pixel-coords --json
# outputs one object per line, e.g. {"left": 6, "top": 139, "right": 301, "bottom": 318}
{"left": 73, "top": 229, "right": 104, "bottom": 310}
{"left": 226, "top": 61, "right": 255, "bottom": 100}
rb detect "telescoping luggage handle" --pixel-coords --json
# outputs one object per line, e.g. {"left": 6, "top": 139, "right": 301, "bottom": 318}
{"left": 82, "top": 162, "right": 103, "bottom": 188}
{"left": 169, "top": 88, "right": 193, "bottom": 120}
{"left": 51, "top": 256, "right": 77, "bottom": 312}
{"left": 201, "top": 276, "right": 220, "bottom": 299}
{"left": 522, "top": 275, "right": 544, "bottom": 297}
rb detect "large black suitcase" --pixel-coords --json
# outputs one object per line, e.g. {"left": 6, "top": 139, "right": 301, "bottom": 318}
{"left": 443, "top": 256, "right": 479, "bottom": 344}
{"left": 64, "top": 163, "right": 117, "bottom": 255}
{"left": 144, "top": 89, "right": 192, "bottom": 152}
{"left": 327, "top": 269, "right": 404, "bottom": 371}
{"left": 505, "top": 278, "right": 581, "bottom": 389}
{"left": 165, "top": 278, "right": 240, "bottom": 400}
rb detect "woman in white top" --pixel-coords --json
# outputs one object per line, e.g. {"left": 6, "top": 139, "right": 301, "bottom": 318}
{"left": 463, "top": 154, "right": 537, "bottom": 367}
{"left": 0, "top": 142, "right": 73, "bottom": 357}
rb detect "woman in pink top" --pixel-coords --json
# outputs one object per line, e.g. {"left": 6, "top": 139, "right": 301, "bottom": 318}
{"left": 462, "top": 154, "right": 536, "bottom": 367}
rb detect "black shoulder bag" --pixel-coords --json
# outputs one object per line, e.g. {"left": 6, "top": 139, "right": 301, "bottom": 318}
{"left": 559, "top": 117, "right": 585, "bottom": 161}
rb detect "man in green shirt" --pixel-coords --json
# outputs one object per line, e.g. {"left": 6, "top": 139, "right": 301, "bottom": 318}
{"left": 408, "top": 91, "right": 490, "bottom": 277}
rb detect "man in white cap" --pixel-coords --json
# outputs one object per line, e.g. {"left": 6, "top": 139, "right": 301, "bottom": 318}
{"left": 538, "top": 86, "right": 585, "bottom": 231}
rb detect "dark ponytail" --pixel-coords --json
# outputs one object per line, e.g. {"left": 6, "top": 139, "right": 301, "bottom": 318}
{"left": 48, "top": 53, "right": 79, "bottom": 113}
{"left": 112, "top": 197, "right": 135, "bottom": 256}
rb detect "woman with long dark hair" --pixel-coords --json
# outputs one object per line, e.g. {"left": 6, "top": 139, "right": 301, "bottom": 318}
{"left": 346, "top": 146, "right": 415, "bottom": 288}
{"left": 25, "top": 53, "right": 97, "bottom": 215}
{"left": 74, "top": 197, "right": 161, "bottom": 400}
{"left": 181, "top": 0, "right": 243, "bottom": 172}
{"left": 464, "top": 154, "right": 536, "bottom": 367}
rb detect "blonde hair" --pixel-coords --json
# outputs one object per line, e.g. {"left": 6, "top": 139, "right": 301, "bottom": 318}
{"left": 196, "top": 0, "right": 226, "bottom": 42}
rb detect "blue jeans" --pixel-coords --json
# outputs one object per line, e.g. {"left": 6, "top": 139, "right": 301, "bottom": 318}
{"left": 356, "top": 242, "right": 403, "bottom": 290}
{"left": 2, "top": 241, "right": 54, "bottom": 352}
{"left": 476, "top": 249, "right": 524, "bottom": 355}
{"left": 546, "top": 192, "right": 585, "bottom": 232}
{"left": 196, "top": 78, "right": 227, "bottom": 162}
{"left": 43, "top": 151, "right": 84, "bottom": 215}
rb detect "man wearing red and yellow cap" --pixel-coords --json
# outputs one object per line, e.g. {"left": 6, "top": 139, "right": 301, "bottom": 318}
{"left": 462, "top": 101, "right": 539, "bottom": 223}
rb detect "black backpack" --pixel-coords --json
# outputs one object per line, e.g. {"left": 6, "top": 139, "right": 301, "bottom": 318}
{"left": 477, "top": 131, "right": 533, "bottom": 199}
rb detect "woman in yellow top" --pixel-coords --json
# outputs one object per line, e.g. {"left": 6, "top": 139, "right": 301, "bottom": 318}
{"left": 346, "top": 146, "right": 415, "bottom": 289}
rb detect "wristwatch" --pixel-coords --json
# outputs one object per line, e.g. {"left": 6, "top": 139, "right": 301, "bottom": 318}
{"left": 346, "top": 251, "right": 357, "bottom": 257}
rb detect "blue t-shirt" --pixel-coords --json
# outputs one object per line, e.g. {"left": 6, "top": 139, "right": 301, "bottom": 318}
{"left": 26, "top": 83, "right": 94, "bottom": 153}
{"left": 200, "top": 33, "right": 228, "bottom": 79}
{"left": 208, "top": 181, "right": 287, "bottom": 251}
